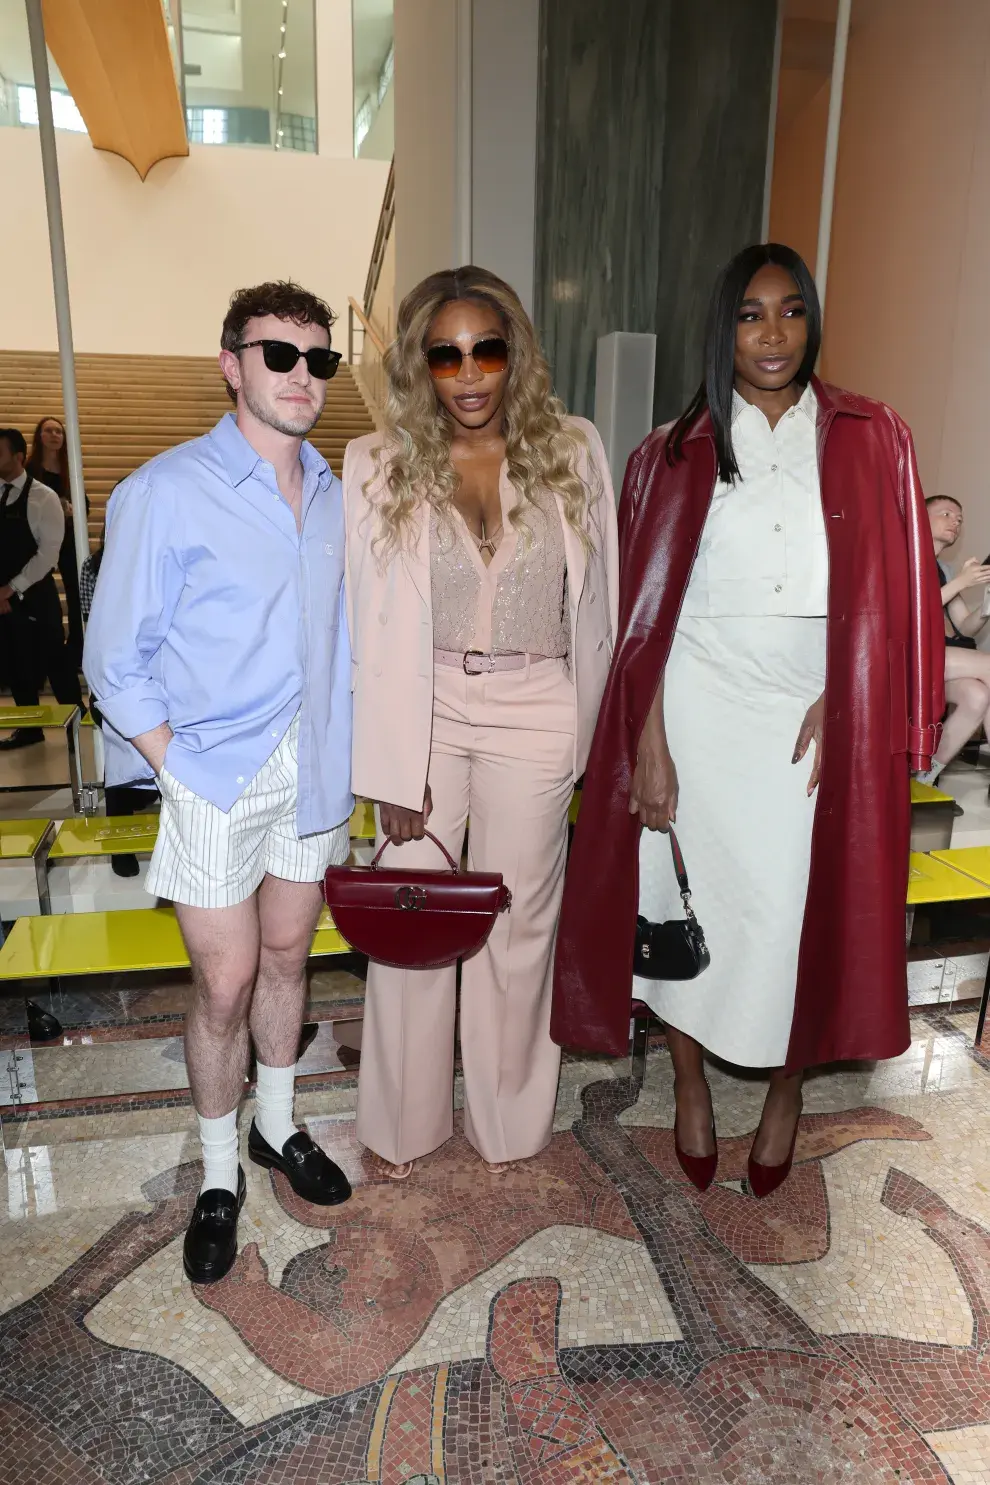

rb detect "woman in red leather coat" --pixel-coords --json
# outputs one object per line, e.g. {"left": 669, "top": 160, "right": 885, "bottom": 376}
{"left": 552, "top": 243, "right": 944, "bottom": 1197}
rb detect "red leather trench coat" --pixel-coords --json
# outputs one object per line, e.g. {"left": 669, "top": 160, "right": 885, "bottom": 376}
{"left": 551, "top": 377, "right": 945, "bottom": 1073}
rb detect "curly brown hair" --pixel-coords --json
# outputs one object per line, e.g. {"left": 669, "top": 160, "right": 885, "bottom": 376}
{"left": 220, "top": 281, "right": 337, "bottom": 403}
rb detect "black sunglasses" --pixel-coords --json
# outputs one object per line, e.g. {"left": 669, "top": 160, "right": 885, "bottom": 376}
{"left": 236, "top": 339, "right": 342, "bottom": 380}
{"left": 425, "top": 336, "right": 509, "bottom": 379}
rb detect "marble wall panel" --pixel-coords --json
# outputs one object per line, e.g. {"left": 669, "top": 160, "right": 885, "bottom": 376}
{"left": 535, "top": 0, "right": 671, "bottom": 418}
{"left": 653, "top": 0, "right": 779, "bottom": 424}
{"left": 535, "top": 0, "right": 778, "bottom": 427}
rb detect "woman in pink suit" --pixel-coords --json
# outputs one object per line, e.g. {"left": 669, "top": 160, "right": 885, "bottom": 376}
{"left": 343, "top": 266, "right": 618, "bottom": 1178}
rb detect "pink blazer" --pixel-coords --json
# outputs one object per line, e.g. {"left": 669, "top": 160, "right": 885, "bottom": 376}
{"left": 342, "top": 416, "right": 620, "bottom": 809}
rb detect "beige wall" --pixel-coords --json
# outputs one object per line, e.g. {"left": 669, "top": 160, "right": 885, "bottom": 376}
{"left": 315, "top": 0, "right": 355, "bottom": 158}
{"left": 392, "top": 0, "right": 540, "bottom": 309}
{"left": 0, "top": 127, "right": 389, "bottom": 356}
{"left": 0, "top": 0, "right": 388, "bottom": 358}
{"left": 768, "top": 0, "right": 837, "bottom": 274}
{"left": 393, "top": 0, "right": 459, "bottom": 299}
{"left": 822, "top": 0, "right": 990, "bottom": 559}
{"left": 769, "top": 73, "right": 829, "bottom": 273}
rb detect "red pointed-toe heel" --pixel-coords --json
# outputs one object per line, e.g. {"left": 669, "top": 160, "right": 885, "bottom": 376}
{"left": 674, "top": 1121, "right": 718, "bottom": 1192}
{"left": 747, "top": 1123, "right": 799, "bottom": 1200}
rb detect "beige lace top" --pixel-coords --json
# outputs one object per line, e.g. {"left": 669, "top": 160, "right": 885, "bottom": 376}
{"left": 430, "top": 481, "right": 569, "bottom": 657}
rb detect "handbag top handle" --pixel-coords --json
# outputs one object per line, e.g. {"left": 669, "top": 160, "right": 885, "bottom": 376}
{"left": 666, "top": 827, "right": 698, "bottom": 918}
{"left": 668, "top": 828, "right": 688, "bottom": 894}
{"left": 369, "top": 829, "right": 459, "bottom": 873}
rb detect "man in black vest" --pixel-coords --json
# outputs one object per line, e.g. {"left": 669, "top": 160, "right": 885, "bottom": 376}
{"left": 0, "top": 428, "right": 83, "bottom": 749}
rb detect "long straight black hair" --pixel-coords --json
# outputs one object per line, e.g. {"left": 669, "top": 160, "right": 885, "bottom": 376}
{"left": 667, "top": 243, "right": 822, "bottom": 483}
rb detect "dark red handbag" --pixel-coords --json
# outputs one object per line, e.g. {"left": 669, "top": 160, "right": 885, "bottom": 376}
{"left": 322, "top": 830, "right": 512, "bottom": 969}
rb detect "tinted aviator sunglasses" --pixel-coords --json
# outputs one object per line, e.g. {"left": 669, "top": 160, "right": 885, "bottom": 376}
{"left": 425, "top": 336, "right": 509, "bottom": 379}
{"left": 236, "top": 339, "right": 342, "bottom": 380}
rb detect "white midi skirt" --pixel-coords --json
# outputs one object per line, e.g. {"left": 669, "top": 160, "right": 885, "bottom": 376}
{"left": 635, "top": 615, "right": 828, "bottom": 1067}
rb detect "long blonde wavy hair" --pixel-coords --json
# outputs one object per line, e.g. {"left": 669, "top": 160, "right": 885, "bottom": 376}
{"left": 365, "top": 266, "right": 599, "bottom": 564}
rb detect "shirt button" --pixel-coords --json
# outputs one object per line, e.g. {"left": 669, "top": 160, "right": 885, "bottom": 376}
{"left": 589, "top": 592, "right": 597, "bottom": 604}
{"left": 774, "top": 523, "right": 782, "bottom": 532}
{"left": 236, "top": 775, "right": 244, "bottom": 784}
{"left": 379, "top": 613, "right": 388, "bottom": 625}
{"left": 771, "top": 464, "right": 779, "bottom": 473}
{"left": 373, "top": 664, "right": 382, "bottom": 677}
{"left": 272, "top": 731, "right": 278, "bottom": 738}
{"left": 774, "top": 584, "right": 783, "bottom": 594}
{"left": 597, "top": 640, "right": 604, "bottom": 652}
{"left": 325, "top": 543, "right": 334, "bottom": 555}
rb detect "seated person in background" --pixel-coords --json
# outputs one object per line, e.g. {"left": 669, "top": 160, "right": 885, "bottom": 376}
{"left": 918, "top": 495, "right": 990, "bottom": 785}
{"left": 0, "top": 427, "right": 83, "bottom": 750}
{"left": 79, "top": 514, "right": 158, "bottom": 879}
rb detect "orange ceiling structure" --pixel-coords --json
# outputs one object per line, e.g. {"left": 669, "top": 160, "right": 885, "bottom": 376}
{"left": 42, "top": 0, "right": 188, "bottom": 179}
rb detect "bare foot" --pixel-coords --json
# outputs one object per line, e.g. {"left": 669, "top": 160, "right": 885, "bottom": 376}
{"left": 673, "top": 1077, "right": 715, "bottom": 1158}
{"left": 751, "top": 1081, "right": 803, "bottom": 1168}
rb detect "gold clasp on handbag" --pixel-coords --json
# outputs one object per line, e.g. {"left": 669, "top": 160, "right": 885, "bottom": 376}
{"left": 395, "top": 884, "right": 427, "bottom": 911}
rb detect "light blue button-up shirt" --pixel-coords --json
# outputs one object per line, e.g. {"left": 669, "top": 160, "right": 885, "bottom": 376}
{"left": 84, "top": 413, "right": 353, "bottom": 835}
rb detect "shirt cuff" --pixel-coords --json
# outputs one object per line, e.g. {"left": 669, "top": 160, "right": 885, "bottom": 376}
{"left": 97, "top": 680, "right": 170, "bottom": 741}
{"left": 8, "top": 574, "right": 27, "bottom": 596}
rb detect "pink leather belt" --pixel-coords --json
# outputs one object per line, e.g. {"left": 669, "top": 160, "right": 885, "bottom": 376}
{"left": 434, "top": 648, "right": 550, "bottom": 675}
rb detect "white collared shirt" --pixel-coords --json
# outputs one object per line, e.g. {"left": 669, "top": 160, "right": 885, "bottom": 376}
{"left": 681, "top": 383, "right": 829, "bottom": 619}
{"left": 0, "top": 469, "right": 65, "bottom": 595}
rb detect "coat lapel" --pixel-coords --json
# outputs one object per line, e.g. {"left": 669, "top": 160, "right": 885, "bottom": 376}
{"left": 401, "top": 502, "right": 432, "bottom": 611}
{"left": 555, "top": 493, "right": 588, "bottom": 608}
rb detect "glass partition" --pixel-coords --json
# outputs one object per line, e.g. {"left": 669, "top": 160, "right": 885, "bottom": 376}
{"left": 0, "top": 3, "right": 87, "bottom": 134}
{"left": 352, "top": 0, "right": 393, "bottom": 160}
{"left": 177, "top": 0, "right": 316, "bottom": 152}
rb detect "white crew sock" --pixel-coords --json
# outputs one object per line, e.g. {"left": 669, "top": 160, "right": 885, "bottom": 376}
{"left": 198, "top": 1109, "right": 240, "bottom": 1196}
{"left": 254, "top": 1061, "right": 299, "bottom": 1152}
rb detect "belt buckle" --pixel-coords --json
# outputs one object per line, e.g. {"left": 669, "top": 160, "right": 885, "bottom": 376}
{"left": 463, "top": 650, "right": 493, "bottom": 675}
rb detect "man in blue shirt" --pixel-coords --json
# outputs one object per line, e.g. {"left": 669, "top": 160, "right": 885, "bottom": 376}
{"left": 85, "top": 281, "right": 354, "bottom": 1283}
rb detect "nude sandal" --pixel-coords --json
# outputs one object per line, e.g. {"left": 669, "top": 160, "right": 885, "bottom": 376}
{"left": 375, "top": 1156, "right": 415, "bottom": 1181}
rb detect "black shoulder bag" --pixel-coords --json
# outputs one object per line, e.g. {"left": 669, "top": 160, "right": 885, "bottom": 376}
{"left": 634, "top": 828, "right": 710, "bottom": 981}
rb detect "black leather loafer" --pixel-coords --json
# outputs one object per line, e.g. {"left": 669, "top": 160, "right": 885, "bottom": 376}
{"left": 0, "top": 729, "right": 44, "bottom": 750}
{"left": 27, "top": 1001, "right": 62, "bottom": 1042}
{"left": 182, "top": 1166, "right": 246, "bottom": 1285}
{"left": 248, "top": 1121, "right": 351, "bottom": 1206}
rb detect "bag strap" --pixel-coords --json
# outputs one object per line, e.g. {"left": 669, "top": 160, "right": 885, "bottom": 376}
{"left": 370, "top": 828, "right": 459, "bottom": 873}
{"left": 667, "top": 827, "right": 697, "bottom": 918}
{"left": 668, "top": 827, "right": 689, "bottom": 893}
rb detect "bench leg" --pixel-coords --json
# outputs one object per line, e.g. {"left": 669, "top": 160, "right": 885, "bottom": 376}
{"left": 67, "top": 715, "right": 84, "bottom": 814}
{"left": 33, "top": 838, "right": 52, "bottom": 916}
{"left": 631, "top": 1010, "right": 650, "bottom": 1091}
{"left": 977, "top": 955, "right": 990, "bottom": 1052}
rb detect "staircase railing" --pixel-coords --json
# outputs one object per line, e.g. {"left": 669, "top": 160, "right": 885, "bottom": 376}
{"left": 363, "top": 158, "right": 395, "bottom": 316}
{"left": 347, "top": 298, "right": 388, "bottom": 419}
{"left": 349, "top": 158, "right": 394, "bottom": 420}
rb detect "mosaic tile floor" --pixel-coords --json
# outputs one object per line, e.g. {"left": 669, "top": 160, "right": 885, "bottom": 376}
{"left": 2, "top": 1005, "right": 990, "bottom": 1482}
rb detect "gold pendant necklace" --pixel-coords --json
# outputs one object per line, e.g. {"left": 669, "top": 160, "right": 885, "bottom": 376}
{"left": 477, "top": 516, "right": 501, "bottom": 559}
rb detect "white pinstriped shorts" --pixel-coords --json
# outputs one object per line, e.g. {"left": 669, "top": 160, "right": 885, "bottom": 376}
{"left": 145, "top": 714, "right": 350, "bottom": 910}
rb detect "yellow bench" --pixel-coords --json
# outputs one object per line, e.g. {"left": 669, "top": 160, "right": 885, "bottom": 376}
{"left": 907, "top": 850, "right": 990, "bottom": 906}
{"left": 0, "top": 903, "right": 349, "bottom": 986}
{"left": 0, "top": 819, "right": 54, "bottom": 914}
{"left": 0, "top": 704, "right": 83, "bottom": 808}
{"left": 51, "top": 800, "right": 377, "bottom": 860}
{"left": 49, "top": 814, "right": 160, "bottom": 860}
